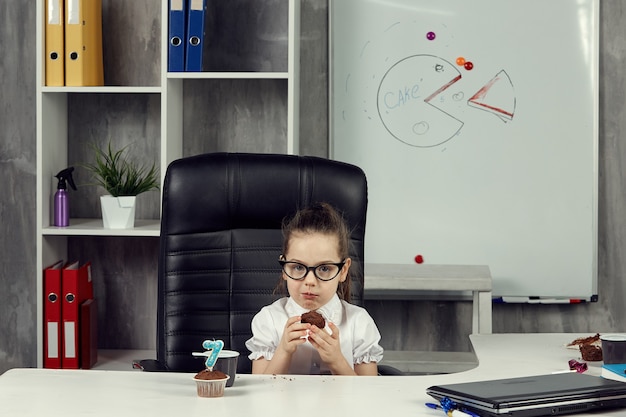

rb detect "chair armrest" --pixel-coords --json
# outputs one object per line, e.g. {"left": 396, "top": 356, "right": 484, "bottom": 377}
{"left": 132, "top": 359, "right": 168, "bottom": 372}
{"left": 378, "top": 364, "right": 405, "bottom": 376}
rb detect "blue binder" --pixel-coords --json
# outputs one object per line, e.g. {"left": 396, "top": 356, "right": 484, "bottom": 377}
{"left": 185, "top": 0, "right": 208, "bottom": 72}
{"left": 168, "top": 0, "right": 187, "bottom": 72}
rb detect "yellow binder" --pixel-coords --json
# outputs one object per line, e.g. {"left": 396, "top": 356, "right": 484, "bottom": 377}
{"left": 45, "top": 0, "right": 65, "bottom": 86}
{"left": 64, "top": 0, "right": 104, "bottom": 86}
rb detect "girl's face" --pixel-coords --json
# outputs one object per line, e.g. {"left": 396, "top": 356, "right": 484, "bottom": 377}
{"left": 283, "top": 231, "right": 351, "bottom": 311}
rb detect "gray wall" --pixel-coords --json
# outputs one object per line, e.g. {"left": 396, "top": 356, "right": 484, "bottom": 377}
{"left": 1, "top": 1, "right": 625, "bottom": 373}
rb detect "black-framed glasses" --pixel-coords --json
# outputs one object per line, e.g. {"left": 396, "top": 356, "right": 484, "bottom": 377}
{"left": 279, "top": 260, "right": 346, "bottom": 281}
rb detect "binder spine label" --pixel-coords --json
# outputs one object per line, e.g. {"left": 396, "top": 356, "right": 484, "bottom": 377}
{"left": 171, "top": 0, "right": 183, "bottom": 10}
{"left": 64, "top": 322, "right": 76, "bottom": 358}
{"left": 67, "top": 0, "right": 80, "bottom": 24}
{"left": 48, "top": 0, "right": 62, "bottom": 24}
{"left": 47, "top": 323, "right": 59, "bottom": 358}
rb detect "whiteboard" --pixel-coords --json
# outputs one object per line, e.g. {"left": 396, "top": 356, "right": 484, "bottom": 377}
{"left": 330, "top": 0, "right": 599, "bottom": 299}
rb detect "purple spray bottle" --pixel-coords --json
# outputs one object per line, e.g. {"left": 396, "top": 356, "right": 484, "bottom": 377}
{"left": 54, "top": 167, "right": 77, "bottom": 227}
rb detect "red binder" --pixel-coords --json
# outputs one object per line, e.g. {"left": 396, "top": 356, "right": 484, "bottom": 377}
{"left": 61, "top": 261, "right": 93, "bottom": 369}
{"left": 43, "top": 260, "right": 64, "bottom": 368}
{"left": 80, "top": 298, "right": 98, "bottom": 369}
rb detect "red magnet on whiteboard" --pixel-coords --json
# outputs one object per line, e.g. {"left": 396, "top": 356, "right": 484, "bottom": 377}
{"left": 414, "top": 254, "right": 424, "bottom": 264}
{"left": 456, "top": 57, "right": 466, "bottom": 66}
{"left": 464, "top": 61, "right": 474, "bottom": 70}
{"left": 426, "top": 31, "right": 436, "bottom": 41}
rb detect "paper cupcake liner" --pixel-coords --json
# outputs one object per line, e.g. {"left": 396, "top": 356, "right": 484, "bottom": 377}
{"left": 194, "top": 375, "right": 229, "bottom": 398}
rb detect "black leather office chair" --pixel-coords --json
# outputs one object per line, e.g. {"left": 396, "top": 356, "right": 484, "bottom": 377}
{"left": 138, "top": 152, "right": 401, "bottom": 375}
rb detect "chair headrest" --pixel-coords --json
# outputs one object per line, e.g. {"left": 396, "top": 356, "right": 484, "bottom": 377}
{"left": 161, "top": 152, "right": 368, "bottom": 240}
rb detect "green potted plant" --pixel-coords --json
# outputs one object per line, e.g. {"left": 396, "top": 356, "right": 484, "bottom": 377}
{"left": 83, "top": 141, "right": 159, "bottom": 229}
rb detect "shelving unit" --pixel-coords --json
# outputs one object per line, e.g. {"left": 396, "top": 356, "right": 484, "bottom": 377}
{"left": 35, "top": 0, "right": 300, "bottom": 368}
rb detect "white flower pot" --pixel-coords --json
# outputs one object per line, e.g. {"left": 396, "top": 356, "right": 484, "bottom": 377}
{"left": 100, "top": 195, "right": 136, "bottom": 229}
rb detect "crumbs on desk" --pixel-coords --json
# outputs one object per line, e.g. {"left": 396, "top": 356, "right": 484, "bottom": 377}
{"left": 270, "top": 375, "right": 295, "bottom": 381}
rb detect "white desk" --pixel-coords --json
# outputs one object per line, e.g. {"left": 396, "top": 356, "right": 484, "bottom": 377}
{"left": 1, "top": 334, "right": 621, "bottom": 417}
{"left": 364, "top": 264, "right": 493, "bottom": 333}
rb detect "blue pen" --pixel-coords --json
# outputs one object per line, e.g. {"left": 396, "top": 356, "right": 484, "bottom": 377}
{"left": 425, "top": 402, "right": 480, "bottom": 417}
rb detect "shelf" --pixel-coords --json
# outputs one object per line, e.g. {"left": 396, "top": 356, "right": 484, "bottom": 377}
{"left": 42, "top": 218, "right": 160, "bottom": 237}
{"left": 167, "top": 72, "right": 290, "bottom": 80}
{"left": 36, "top": 0, "right": 300, "bottom": 368}
{"left": 41, "top": 86, "right": 162, "bottom": 94}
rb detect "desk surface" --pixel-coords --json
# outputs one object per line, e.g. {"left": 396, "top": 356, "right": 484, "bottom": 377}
{"left": 1, "top": 334, "right": 622, "bottom": 417}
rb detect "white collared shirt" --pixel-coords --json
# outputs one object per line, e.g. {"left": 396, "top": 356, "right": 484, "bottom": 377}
{"left": 245, "top": 294, "right": 384, "bottom": 374}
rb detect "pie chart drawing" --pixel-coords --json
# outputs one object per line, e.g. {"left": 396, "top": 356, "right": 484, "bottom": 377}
{"left": 376, "top": 55, "right": 516, "bottom": 148}
{"left": 468, "top": 69, "right": 516, "bottom": 122}
{"left": 377, "top": 54, "right": 464, "bottom": 148}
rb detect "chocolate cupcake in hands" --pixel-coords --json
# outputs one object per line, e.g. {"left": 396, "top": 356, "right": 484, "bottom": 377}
{"left": 301, "top": 310, "right": 326, "bottom": 328}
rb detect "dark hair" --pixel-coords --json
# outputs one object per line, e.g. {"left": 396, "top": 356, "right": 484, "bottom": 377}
{"left": 277, "top": 202, "right": 352, "bottom": 301}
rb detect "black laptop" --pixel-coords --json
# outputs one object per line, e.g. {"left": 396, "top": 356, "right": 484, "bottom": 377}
{"left": 426, "top": 372, "right": 626, "bottom": 417}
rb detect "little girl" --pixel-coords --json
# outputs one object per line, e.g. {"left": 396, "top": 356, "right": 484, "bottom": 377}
{"left": 245, "top": 202, "right": 383, "bottom": 375}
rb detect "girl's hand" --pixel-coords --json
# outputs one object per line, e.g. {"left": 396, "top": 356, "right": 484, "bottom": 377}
{"left": 308, "top": 322, "right": 355, "bottom": 375}
{"left": 251, "top": 315, "right": 310, "bottom": 374}
{"left": 277, "top": 315, "right": 310, "bottom": 355}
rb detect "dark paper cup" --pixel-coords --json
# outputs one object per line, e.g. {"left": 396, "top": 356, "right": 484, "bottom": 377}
{"left": 601, "top": 334, "right": 626, "bottom": 364}
{"left": 214, "top": 350, "right": 239, "bottom": 387}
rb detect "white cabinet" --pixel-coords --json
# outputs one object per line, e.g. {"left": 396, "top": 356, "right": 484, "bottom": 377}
{"left": 35, "top": 0, "right": 300, "bottom": 367}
